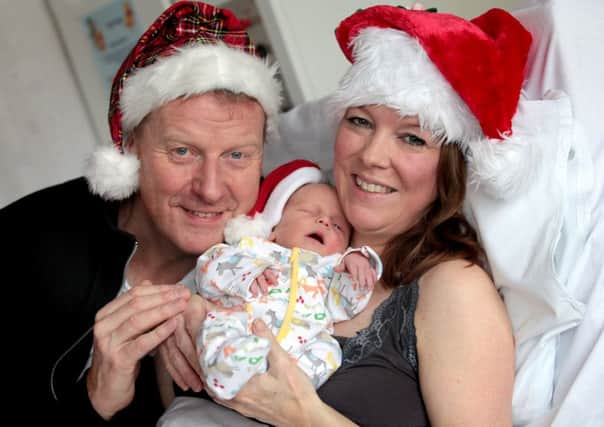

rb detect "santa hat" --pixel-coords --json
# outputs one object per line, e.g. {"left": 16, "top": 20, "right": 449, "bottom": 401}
{"left": 331, "top": 6, "right": 534, "bottom": 198}
{"left": 224, "top": 159, "right": 323, "bottom": 244}
{"left": 85, "top": 1, "right": 282, "bottom": 200}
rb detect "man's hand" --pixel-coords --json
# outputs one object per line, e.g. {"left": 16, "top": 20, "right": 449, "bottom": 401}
{"left": 87, "top": 282, "right": 189, "bottom": 419}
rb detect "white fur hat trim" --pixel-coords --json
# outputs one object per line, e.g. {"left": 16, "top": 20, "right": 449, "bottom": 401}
{"left": 121, "top": 43, "right": 282, "bottom": 142}
{"left": 224, "top": 165, "right": 323, "bottom": 244}
{"left": 330, "top": 27, "right": 537, "bottom": 198}
{"left": 86, "top": 42, "right": 282, "bottom": 201}
{"left": 85, "top": 145, "right": 140, "bottom": 201}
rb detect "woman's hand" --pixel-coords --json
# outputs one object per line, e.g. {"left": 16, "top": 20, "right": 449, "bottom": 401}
{"left": 86, "top": 281, "right": 190, "bottom": 419}
{"left": 156, "top": 293, "right": 208, "bottom": 392}
{"left": 207, "top": 319, "right": 321, "bottom": 427}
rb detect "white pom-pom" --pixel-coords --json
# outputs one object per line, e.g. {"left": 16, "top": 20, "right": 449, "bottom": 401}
{"left": 467, "top": 96, "right": 550, "bottom": 200}
{"left": 223, "top": 214, "right": 272, "bottom": 245}
{"left": 467, "top": 134, "right": 539, "bottom": 199}
{"left": 85, "top": 145, "right": 140, "bottom": 200}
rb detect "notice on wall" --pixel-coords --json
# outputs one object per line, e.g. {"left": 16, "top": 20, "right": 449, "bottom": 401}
{"left": 82, "top": 0, "right": 142, "bottom": 93}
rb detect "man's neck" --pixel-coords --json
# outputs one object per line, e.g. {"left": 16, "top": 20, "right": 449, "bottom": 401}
{"left": 118, "top": 198, "right": 197, "bottom": 286}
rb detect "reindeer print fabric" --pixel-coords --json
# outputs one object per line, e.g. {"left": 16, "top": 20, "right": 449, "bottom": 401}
{"left": 195, "top": 237, "right": 373, "bottom": 399}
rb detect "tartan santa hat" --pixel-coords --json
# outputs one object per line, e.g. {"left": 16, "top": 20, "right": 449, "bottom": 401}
{"left": 224, "top": 159, "right": 323, "bottom": 244}
{"left": 85, "top": 1, "right": 282, "bottom": 200}
{"left": 331, "top": 6, "right": 534, "bottom": 198}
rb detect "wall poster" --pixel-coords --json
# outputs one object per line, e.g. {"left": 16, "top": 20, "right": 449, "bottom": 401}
{"left": 82, "top": 0, "right": 142, "bottom": 94}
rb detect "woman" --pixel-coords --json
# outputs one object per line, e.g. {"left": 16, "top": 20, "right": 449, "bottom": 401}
{"left": 163, "top": 5, "right": 534, "bottom": 426}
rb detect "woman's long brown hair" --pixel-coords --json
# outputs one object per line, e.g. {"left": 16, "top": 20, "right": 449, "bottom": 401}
{"left": 379, "top": 142, "right": 485, "bottom": 287}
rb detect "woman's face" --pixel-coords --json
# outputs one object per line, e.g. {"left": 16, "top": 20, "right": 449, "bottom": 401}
{"left": 333, "top": 105, "right": 441, "bottom": 249}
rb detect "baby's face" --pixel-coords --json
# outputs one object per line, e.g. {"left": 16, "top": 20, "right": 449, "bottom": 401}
{"left": 270, "top": 183, "right": 351, "bottom": 256}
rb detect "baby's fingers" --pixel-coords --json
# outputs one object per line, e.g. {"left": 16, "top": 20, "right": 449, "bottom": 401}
{"left": 256, "top": 275, "right": 270, "bottom": 295}
{"left": 334, "top": 262, "right": 345, "bottom": 273}
{"left": 250, "top": 280, "right": 261, "bottom": 298}
{"left": 264, "top": 269, "right": 279, "bottom": 287}
{"left": 363, "top": 268, "right": 378, "bottom": 290}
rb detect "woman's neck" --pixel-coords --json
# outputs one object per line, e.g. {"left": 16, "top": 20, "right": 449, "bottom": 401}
{"left": 351, "top": 231, "right": 388, "bottom": 256}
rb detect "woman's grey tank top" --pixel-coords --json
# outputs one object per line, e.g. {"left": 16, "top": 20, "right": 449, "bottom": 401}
{"left": 318, "top": 281, "right": 429, "bottom": 426}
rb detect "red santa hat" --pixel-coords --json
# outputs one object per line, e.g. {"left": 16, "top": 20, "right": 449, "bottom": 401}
{"left": 224, "top": 159, "right": 323, "bottom": 244}
{"left": 85, "top": 1, "right": 282, "bottom": 200}
{"left": 331, "top": 6, "right": 534, "bottom": 198}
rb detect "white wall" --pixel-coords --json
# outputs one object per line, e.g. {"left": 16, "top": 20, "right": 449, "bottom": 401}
{"left": 0, "top": 1, "right": 97, "bottom": 208}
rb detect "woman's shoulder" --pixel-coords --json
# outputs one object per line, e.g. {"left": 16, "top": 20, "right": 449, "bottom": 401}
{"left": 419, "top": 259, "right": 495, "bottom": 299}
{"left": 416, "top": 259, "right": 508, "bottom": 327}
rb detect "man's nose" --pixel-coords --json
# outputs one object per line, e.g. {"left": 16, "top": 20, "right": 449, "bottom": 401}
{"left": 191, "top": 159, "right": 223, "bottom": 203}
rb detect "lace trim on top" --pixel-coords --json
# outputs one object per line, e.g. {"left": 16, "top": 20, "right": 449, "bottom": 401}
{"left": 336, "top": 280, "right": 419, "bottom": 371}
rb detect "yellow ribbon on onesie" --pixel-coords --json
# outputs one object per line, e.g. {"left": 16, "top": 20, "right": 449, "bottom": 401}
{"left": 276, "top": 247, "right": 300, "bottom": 343}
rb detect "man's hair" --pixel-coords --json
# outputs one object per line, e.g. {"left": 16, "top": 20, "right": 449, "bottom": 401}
{"left": 379, "top": 142, "right": 485, "bottom": 286}
{"left": 128, "top": 89, "right": 268, "bottom": 144}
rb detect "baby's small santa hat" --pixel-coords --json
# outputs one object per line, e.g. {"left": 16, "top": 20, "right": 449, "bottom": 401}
{"left": 224, "top": 159, "right": 323, "bottom": 244}
{"left": 331, "top": 6, "right": 534, "bottom": 198}
{"left": 85, "top": 1, "right": 282, "bottom": 201}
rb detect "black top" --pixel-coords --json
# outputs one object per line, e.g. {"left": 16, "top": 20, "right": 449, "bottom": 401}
{"left": 318, "top": 282, "right": 430, "bottom": 427}
{"left": 1, "top": 178, "right": 163, "bottom": 425}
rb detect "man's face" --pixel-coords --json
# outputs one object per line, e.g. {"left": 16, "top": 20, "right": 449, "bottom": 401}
{"left": 130, "top": 92, "right": 265, "bottom": 256}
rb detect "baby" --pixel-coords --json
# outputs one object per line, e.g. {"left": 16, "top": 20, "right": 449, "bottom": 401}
{"left": 195, "top": 160, "right": 381, "bottom": 399}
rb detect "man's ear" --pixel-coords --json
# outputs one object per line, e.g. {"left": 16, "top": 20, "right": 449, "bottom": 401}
{"left": 268, "top": 231, "right": 277, "bottom": 242}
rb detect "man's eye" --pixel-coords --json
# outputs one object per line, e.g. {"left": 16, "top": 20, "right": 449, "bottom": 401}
{"left": 229, "top": 151, "right": 244, "bottom": 160}
{"left": 169, "top": 146, "right": 198, "bottom": 163}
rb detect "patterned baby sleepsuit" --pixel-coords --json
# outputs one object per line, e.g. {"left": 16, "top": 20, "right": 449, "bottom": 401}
{"left": 196, "top": 236, "right": 378, "bottom": 399}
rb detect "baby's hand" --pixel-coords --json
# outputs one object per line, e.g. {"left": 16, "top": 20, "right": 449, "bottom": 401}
{"left": 335, "top": 252, "right": 377, "bottom": 291}
{"left": 250, "top": 268, "right": 278, "bottom": 297}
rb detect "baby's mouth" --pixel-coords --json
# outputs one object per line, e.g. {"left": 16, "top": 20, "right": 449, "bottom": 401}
{"left": 307, "top": 233, "right": 324, "bottom": 244}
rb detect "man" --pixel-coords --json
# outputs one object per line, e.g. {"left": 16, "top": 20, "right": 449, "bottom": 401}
{"left": 1, "top": 2, "right": 281, "bottom": 424}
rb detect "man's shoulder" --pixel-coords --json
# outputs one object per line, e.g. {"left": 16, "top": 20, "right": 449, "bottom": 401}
{"left": 1, "top": 177, "right": 107, "bottom": 226}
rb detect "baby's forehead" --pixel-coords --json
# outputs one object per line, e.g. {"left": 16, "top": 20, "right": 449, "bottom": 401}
{"left": 290, "top": 183, "right": 338, "bottom": 203}
{"left": 290, "top": 184, "right": 348, "bottom": 220}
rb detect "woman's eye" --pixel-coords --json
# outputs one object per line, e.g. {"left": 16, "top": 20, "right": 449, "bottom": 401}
{"left": 401, "top": 134, "right": 426, "bottom": 146}
{"left": 347, "top": 116, "right": 372, "bottom": 128}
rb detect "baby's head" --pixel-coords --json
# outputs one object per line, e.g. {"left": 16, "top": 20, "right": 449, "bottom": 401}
{"left": 270, "top": 182, "right": 351, "bottom": 256}
{"left": 224, "top": 160, "right": 351, "bottom": 256}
